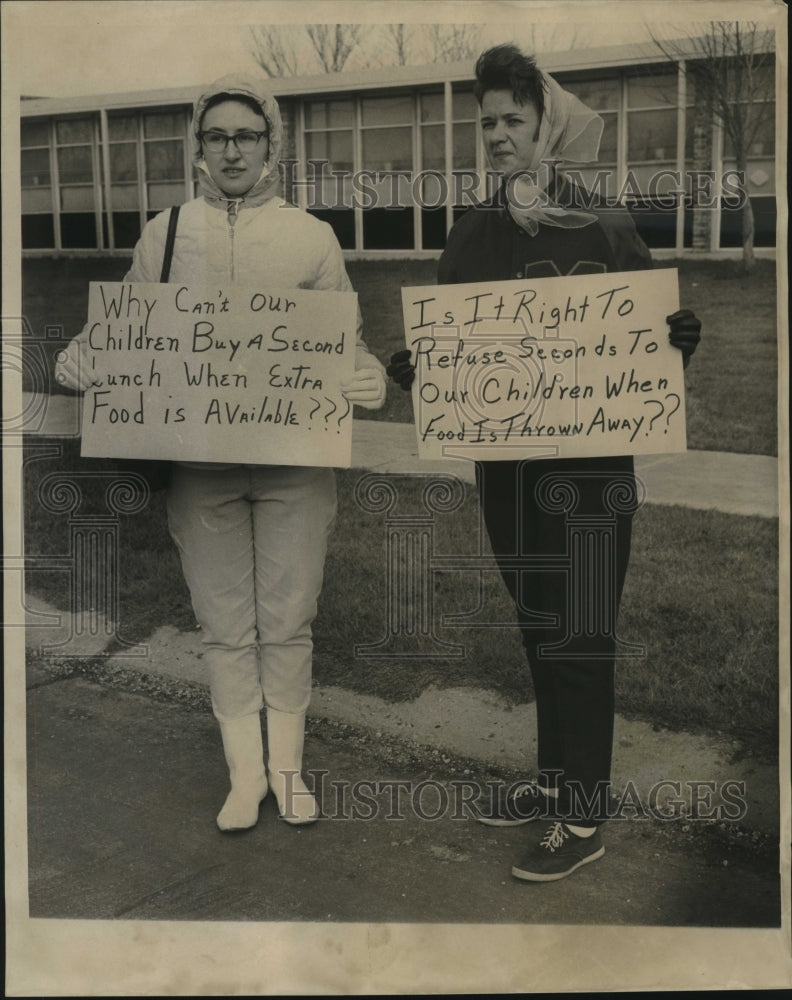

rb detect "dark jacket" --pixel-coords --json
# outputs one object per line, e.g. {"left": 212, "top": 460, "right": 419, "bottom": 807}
{"left": 438, "top": 174, "right": 653, "bottom": 285}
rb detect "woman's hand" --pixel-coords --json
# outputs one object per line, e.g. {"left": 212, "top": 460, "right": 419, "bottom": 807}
{"left": 386, "top": 349, "right": 415, "bottom": 391}
{"left": 667, "top": 309, "right": 702, "bottom": 370}
{"left": 340, "top": 367, "right": 387, "bottom": 411}
{"left": 54, "top": 338, "right": 96, "bottom": 391}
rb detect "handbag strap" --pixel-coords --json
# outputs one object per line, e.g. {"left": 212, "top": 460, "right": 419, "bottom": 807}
{"left": 160, "top": 204, "right": 181, "bottom": 282}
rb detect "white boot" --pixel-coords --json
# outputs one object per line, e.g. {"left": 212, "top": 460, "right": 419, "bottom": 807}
{"left": 216, "top": 713, "right": 269, "bottom": 832}
{"left": 266, "top": 708, "right": 320, "bottom": 825}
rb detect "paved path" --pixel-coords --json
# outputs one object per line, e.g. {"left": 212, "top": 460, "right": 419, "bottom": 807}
{"left": 23, "top": 661, "right": 782, "bottom": 930}
{"left": 352, "top": 420, "right": 780, "bottom": 518}
{"left": 17, "top": 392, "right": 782, "bottom": 518}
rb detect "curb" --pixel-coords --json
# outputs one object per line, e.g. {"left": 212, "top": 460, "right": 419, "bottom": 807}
{"left": 23, "top": 595, "right": 780, "bottom": 841}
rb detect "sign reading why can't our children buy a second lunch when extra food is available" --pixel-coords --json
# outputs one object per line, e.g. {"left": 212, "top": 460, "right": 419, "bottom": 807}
{"left": 401, "top": 268, "right": 686, "bottom": 462}
{"left": 79, "top": 282, "right": 358, "bottom": 467}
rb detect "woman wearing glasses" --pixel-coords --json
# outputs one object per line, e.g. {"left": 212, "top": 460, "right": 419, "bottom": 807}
{"left": 55, "top": 75, "right": 386, "bottom": 831}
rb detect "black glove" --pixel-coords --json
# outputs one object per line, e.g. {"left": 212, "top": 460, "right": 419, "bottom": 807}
{"left": 667, "top": 309, "right": 702, "bottom": 369}
{"left": 386, "top": 349, "right": 416, "bottom": 391}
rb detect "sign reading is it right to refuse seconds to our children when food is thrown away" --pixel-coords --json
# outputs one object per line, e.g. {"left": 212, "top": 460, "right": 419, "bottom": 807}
{"left": 401, "top": 268, "right": 685, "bottom": 462}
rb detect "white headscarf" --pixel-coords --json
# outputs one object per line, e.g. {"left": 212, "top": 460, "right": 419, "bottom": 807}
{"left": 191, "top": 74, "right": 283, "bottom": 209}
{"left": 506, "top": 72, "right": 603, "bottom": 237}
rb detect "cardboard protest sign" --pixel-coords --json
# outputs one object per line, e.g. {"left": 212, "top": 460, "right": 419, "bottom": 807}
{"left": 80, "top": 282, "right": 357, "bottom": 467}
{"left": 401, "top": 268, "right": 685, "bottom": 462}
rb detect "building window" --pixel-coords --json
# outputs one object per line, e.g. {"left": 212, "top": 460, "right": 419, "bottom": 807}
{"left": 56, "top": 116, "right": 99, "bottom": 249}
{"left": 299, "top": 86, "right": 487, "bottom": 252}
{"left": 419, "top": 89, "right": 478, "bottom": 181}
{"left": 625, "top": 71, "right": 680, "bottom": 249}
{"left": 21, "top": 118, "right": 55, "bottom": 249}
{"left": 419, "top": 91, "right": 445, "bottom": 171}
{"left": 108, "top": 112, "right": 141, "bottom": 248}
{"left": 451, "top": 88, "right": 478, "bottom": 171}
{"left": 720, "top": 67, "right": 776, "bottom": 249}
{"left": 560, "top": 76, "right": 620, "bottom": 201}
{"left": 143, "top": 110, "right": 188, "bottom": 217}
{"left": 416, "top": 88, "right": 479, "bottom": 250}
{"left": 418, "top": 90, "right": 448, "bottom": 250}
{"left": 304, "top": 100, "right": 355, "bottom": 176}
{"left": 360, "top": 93, "right": 414, "bottom": 249}
{"left": 303, "top": 98, "right": 356, "bottom": 247}
{"left": 358, "top": 94, "right": 412, "bottom": 248}
{"left": 626, "top": 71, "right": 678, "bottom": 171}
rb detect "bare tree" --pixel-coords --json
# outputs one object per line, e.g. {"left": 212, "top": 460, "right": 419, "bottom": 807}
{"left": 305, "top": 24, "right": 369, "bottom": 73}
{"left": 426, "top": 24, "right": 483, "bottom": 63}
{"left": 248, "top": 23, "right": 370, "bottom": 76}
{"left": 521, "top": 23, "right": 579, "bottom": 54}
{"left": 247, "top": 26, "right": 303, "bottom": 77}
{"left": 380, "top": 23, "right": 414, "bottom": 66}
{"left": 651, "top": 21, "right": 776, "bottom": 271}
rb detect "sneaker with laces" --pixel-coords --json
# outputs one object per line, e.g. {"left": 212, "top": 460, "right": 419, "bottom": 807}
{"left": 511, "top": 822, "right": 604, "bottom": 881}
{"left": 474, "top": 780, "right": 553, "bottom": 827}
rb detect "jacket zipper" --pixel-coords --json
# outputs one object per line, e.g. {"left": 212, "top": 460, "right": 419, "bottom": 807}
{"left": 226, "top": 199, "right": 241, "bottom": 281}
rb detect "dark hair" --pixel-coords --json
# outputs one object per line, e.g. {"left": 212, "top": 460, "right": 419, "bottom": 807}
{"left": 199, "top": 92, "right": 266, "bottom": 129}
{"left": 473, "top": 44, "right": 546, "bottom": 121}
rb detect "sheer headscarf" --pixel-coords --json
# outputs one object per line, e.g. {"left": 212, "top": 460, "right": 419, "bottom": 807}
{"left": 505, "top": 72, "right": 603, "bottom": 236}
{"left": 191, "top": 74, "right": 283, "bottom": 209}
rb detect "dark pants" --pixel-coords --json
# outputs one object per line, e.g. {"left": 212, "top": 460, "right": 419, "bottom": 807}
{"left": 476, "top": 455, "right": 637, "bottom": 824}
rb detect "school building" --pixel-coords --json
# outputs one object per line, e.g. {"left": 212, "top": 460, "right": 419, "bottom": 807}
{"left": 19, "top": 38, "right": 777, "bottom": 258}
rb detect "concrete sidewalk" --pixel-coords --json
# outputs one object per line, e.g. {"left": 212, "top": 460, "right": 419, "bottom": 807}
{"left": 23, "top": 593, "right": 781, "bottom": 839}
{"left": 19, "top": 393, "right": 781, "bottom": 518}
{"left": 23, "top": 661, "right": 781, "bottom": 936}
{"left": 351, "top": 420, "right": 780, "bottom": 519}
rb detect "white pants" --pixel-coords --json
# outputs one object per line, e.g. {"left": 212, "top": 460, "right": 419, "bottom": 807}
{"left": 166, "top": 464, "right": 337, "bottom": 721}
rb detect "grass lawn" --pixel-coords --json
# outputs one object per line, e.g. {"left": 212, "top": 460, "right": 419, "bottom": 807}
{"left": 19, "top": 253, "right": 781, "bottom": 759}
{"left": 23, "top": 446, "right": 779, "bottom": 761}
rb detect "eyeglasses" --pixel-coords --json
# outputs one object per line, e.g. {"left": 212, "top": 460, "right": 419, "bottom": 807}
{"left": 199, "top": 130, "right": 268, "bottom": 154}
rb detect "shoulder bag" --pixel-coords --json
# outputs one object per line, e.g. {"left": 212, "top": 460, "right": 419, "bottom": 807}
{"left": 112, "top": 204, "right": 180, "bottom": 493}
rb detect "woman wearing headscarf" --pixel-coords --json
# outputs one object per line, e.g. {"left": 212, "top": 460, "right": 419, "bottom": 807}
{"left": 56, "top": 75, "right": 386, "bottom": 831}
{"left": 388, "top": 45, "right": 701, "bottom": 882}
